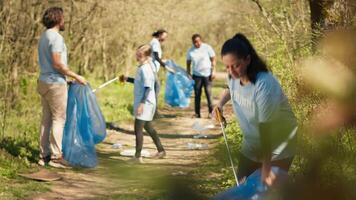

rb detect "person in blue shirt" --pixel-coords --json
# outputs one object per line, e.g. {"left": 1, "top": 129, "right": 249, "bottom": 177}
{"left": 120, "top": 44, "right": 166, "bottom": 163}
{"left": 186, "top": 34, "right": 216, "bottom": 118}
{"left": 213, "top": 33, "right": 297, "bottom": 186}
{"left": 37, "top": 7, "right": 87, "bottom": 168}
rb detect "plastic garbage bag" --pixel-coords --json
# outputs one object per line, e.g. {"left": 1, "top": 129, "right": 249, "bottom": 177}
{"left": 164, "top": 60, "right": 194, "bottom": 108}
{"left": 187, "top": 142, "right": 208, "bottom": 149}
{"left": 193, "top": 134, "right": 208, "bottom": 139}
{"left": 213, "top": 167, "right": 288, "bottom": 200}
{"left": 192, "top": 121, "right": 215, "bottom": 132}
{"left": 112, "top": 142, "right": 122, "bottom": 149}
{"left": 62, "top": 83, "right": 106, "bottom": 168}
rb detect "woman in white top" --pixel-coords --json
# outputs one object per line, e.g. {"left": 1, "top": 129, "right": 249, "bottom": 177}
{"left": 214, "top": 33, "right": 297, "bottom": 186}
{"left": 150, "top": 29, "right": 168, "bottom": 73}
{"left": 149, "top": 29, "right": 173, "bottom": 117}
{"left": 120, "top": 45, "right": 166, "bottom": 163}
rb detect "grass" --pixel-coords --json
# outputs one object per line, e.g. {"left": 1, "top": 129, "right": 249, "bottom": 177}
{"left": 91, "top": 152, "right": 225, "bottom": 200}
{"left": 0, "top": 68, "right": 185, "bottom": 199}
{"left": 0, "top": 73, "right": 139, "bottom": 199}
{"left": 0, "top": 74, "right": 48, "bottom": 199}
{"left": 0, "top": 150, "right": 49, "bottom": 199}
{"left": 1, "top": 59, "right": 355, "bottom": 199}
{"left": 89, "top": 77, "right": 135, "bottom": 123}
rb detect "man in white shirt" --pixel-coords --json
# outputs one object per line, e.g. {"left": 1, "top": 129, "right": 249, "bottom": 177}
{"left": 186, "top": 34, "right": 216, "bottom": 118}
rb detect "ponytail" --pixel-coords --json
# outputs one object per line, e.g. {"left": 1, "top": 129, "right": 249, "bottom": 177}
{"left": 152, "top": 29, "right": 167, "bottom": 37}
{"left": 221, "top": 33, "right": 268, "bottom": 83}
{"left": 232, "top": 33, "right": 258, "bottom": 59}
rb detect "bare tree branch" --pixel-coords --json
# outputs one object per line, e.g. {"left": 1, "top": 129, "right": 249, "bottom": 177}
{"left": 251, "top": 0, "right": 283, "bottom": 39}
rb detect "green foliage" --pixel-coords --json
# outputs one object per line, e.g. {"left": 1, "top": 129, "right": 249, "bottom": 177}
{"left": 0, "top": 150, "right": 47, "bottom": 199}
{"left": 0, "top": 137, "right": 39, "bottom": 163}
{"left": 212, "top": 121, "right": 243, "bottom": 188}
{"left": 0, "top": 0, "right": 355, "bottom": 198}
{"left": 208, "top": 2, "right": 356, "bottom": 194}
{"left": 91, "top": 80, "right": 134, "bottom": 123}
{"left": 224, "top": 121, "right": 243, "bottom": 154}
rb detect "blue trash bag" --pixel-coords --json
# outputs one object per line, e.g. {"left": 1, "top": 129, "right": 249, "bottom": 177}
{"left": 213, "top": 167, "right": 288, "bottom": 200}
{"left": 164, "top": 60, "right": 194, "bottom": 108}
{"left": 62, "top": 83, "right": 106, "bottom": 168}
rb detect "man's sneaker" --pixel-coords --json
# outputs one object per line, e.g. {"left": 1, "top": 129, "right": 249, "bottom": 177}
{"left": 38, "top": 155, "right": 51, "bottom": 166}
{"left": 48, "top": 157, "right": 71, "bottom": 169}
{"left": 153, "top": 151, "right": 166, "bottom": 159}
{"left": 127, "top": 156, "right": 144, "bottom": 164}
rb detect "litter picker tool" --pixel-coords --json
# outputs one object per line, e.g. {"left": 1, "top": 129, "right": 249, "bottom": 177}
{"left": 214, "top": 107, "right": 239, "bottom": 186}
{"left": 92, "top": 77, "right": 119, "bottom": 93}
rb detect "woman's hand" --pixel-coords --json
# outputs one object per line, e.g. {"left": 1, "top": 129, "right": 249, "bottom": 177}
{"left": 212, "top": 106, "right": 221, "bottom": 122}
{"left": 212, "top": 106, "right": 226, "bottom": 126}
{"left": 213, "top": 89, "right": 231, "bottom": 124}
{"left": 261, "top": 161, "right": 276, "bottom": 186}
{"left": 136, "top": 103, "right": 144, "bottom": 116}
{"left": 187, "top": 73, "right": 193, "bottom": 80}
{"left": 119, "top": 74, "right": 127, "bottom": 83}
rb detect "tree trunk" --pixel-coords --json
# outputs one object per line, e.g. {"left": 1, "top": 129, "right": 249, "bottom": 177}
{"left": 101, "top": 31, "right": 108, "bottom": 81}
{"left": 309, "top": 0, "right": 326, "bottom": 51}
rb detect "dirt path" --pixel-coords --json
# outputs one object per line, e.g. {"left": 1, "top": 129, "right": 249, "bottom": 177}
{"left": 30, "top": 101, "right": 224, "bottom": 200}
{"left": 30, "top": 72, "right": 230, "bottom": 200}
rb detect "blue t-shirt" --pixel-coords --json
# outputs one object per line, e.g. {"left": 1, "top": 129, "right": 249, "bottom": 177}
{"left": 133, "top": 61, "right": 157, "bottom": 121}
{"left": 186, "top": 43, "right": 215, "bottom": 77}
{"left": 150, "top": 38, "right": 162, "bottom": 73}
{"left": 38, "top": 29, "right": 67, "bottom": 84}
{"left": 228, "top": 72, "right": 297, "bottom": 162}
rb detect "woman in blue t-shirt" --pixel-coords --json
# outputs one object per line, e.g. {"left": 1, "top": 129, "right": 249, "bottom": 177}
{"left": 214, "top": 33, "right": 297, "bottom": 186}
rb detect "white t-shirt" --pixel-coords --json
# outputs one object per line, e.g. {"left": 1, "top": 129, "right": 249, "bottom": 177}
{"left": 150, "top": 38, "right": 162, "bottom": 72}
{"left": 133, "top": 61, "right": 157, "bottom": 121}
{"left": 228, "top": 72, "right": 297, "bottom": 162}
{"left": 186, "top": 43, "right": 215, "bottom": 77}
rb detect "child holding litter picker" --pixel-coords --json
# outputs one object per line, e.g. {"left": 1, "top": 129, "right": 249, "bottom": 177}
{"left": 119, "top": 44, "right": 166, "bottom": 163}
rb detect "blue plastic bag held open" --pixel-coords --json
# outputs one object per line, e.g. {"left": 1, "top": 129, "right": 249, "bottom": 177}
{"left": 213, "top": 167, "right": 288, "bottom": 200}
{"left": 164, "top": 60, "right": 194, "bottom": 108}
{"left": 62, "top": 83, "right": 106, "bottom": 168}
